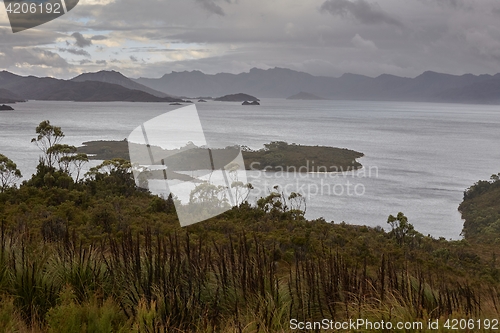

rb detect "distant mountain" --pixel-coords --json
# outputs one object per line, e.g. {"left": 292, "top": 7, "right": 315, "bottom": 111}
{"left": 0, "top": 88, "right": 24, "bottom": 103}
{"left": 287, "top": 92, "right": 326, "bottom": 100}
{"left": 135, "top": 68, "right": 500, "bottom": 104}
{"left": 214, "top": 93, "right": 259, "bottom": 102}
{"left": 0, "top": 71, "right": 183, "bottom": 102}
{"left": 71, "top": 70, "right": 171, "bottom": 98}
{"left": 2, "top": 68, "right": 500, "bottom": 104}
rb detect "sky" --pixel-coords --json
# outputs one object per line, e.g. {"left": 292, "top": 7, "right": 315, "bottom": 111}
{"left": 1, "top": 0, "right": 500, "bottom": 79}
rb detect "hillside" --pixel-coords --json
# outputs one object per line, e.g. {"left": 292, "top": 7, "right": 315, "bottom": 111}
{"left": 0, "top": 72, "right": 183, "bottom": 102}
{"left": 71, "top": 70, "right": 171, "bottom": 98}
{"left": 0, "top": 88, "right": 24, "bottom": 103}
{"left": 459, "top": 173, "right": 500, "bottom": 241}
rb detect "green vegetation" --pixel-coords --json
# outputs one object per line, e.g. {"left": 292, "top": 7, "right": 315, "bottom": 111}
{"left": 78, "top": 140, "right": 364, "bottom": 172}
{"left": 242, "top": 141, "right": 363, "bottom": 172}
{"left": 0, "top": 121, "right": 500, "bottom": 332}
{"left": 460, "top": 173, "right": 500, "bottom": 243}
{"left": 0, "top": 154, "right": 22, "bottom": 192}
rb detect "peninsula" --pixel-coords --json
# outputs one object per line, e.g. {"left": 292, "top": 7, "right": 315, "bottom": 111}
{"left": 78, "top": 140, "right": 363, "bottom": 172}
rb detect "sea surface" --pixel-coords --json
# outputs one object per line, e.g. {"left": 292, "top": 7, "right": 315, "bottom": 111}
{"left": 1, "top": 99, "right": 500, "bottom": 239}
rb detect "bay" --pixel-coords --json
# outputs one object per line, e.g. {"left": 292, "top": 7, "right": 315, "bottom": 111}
{"left": 1, "top": 99, "right": 500, "bottom": 239}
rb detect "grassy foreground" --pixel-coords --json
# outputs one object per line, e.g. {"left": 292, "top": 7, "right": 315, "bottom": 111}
{"left": 1, "top": 166, "right": 500, "bottom": 332}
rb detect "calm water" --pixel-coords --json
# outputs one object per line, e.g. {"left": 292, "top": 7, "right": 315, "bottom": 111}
{"left": 1, "top": 99, "right": 500, "bottom": 239}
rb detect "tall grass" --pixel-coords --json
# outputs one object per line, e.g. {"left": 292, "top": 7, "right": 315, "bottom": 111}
{"left": 0, "top": 218, "right": 497, "bottom": 332}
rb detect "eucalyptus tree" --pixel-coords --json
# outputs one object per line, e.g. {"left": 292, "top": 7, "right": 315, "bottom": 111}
{"left": 31, "top": 120, "right": 65, "bottom": 167}
{"left": 0, "top": 154, "right": 22, "bottom": 192}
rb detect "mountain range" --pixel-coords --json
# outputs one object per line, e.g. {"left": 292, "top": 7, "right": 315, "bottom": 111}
{"left": 0, "top": 68, "right": 499, "bottom": 104}
{"left": 135, "top": 67, "right": 500, "bottom": 104}
{"left": 0, "top": 71, "right": 183, "bottom": 103}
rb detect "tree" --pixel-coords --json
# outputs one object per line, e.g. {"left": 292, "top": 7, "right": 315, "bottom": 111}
{"left": 0, "top": 154, "right": 22, "bottom": 192}
{"left": 47, "top": 144, "right": 77, "bottom": 172}
{"left": 387, "top": 212, "right": 419, "bottom": 246}
{"left": 67, "top": 153, "right": 89, "bottom": 183}
{"left": 31, "top": 120, "right": 65, "bottom": 167}
{"left": 87, "top": 158, "right": 131, "bottom": 178}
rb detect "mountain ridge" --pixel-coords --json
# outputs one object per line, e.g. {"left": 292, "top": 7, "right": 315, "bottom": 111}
{"left": 1, "top": 68, "right": 500, "bottom": 104}
{"left": 0, "top": 71, "right": 183, "bottom": 102}
{"left": 135, "top": 67, "right": 500, "bottom": 104}
{"left": 71, "top": 70, "right": 172, "bottom": 98}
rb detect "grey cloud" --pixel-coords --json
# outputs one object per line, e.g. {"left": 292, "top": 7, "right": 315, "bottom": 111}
{"left": 418, "top": 0, "right": 466, "bottom": 9}
{"left": 79, "top": 59, "right": 92, "bottom": 65}
{"left": 436, "top": 0, "right": 461, "bottom": 7}
{"left": 96, "top": 60, "right": 107, "bottom": 65}
{"left": 130, "top": 55, "right": 138, "bottom": 62}
{"left": 59, "top": 48, "right": 91, "bottom": 57}
{"left": 4, "top": 0, "right": 500, "bottom": 80}
{"left": 71, "top": 32, "right": 92, "bottom": 48}
{"left": 320, "top": 0, "right": 403, "bottom": 27}
{"left": 0, "top": 47, "right": 69, "bottom": 69}
{"left": 0, "top": 27, "right": 62, "bottom": 47}
{"left": 91, "top": 35, "right": 108, "bottom": 41}
{"left": 194, "top": 0, "right": 234, "bottom": 16}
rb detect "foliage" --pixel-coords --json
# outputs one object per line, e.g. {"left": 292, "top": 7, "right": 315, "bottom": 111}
{"left": 31, "top": 120, "right": 65, "bottom": 167}
{"left": 1, "top": 121, "right": 500, "bottom": 331}
{"left": 460, "top": 173, "right": 500, "bottom": 241}
{"left": 0, "top": 154, "right": 22, "bottom": 192}
{"left": 387, "top": 212, "right": 422, "bottom": 247}
{"left": 243, "top": 141, "right": 364, "bottom": 172}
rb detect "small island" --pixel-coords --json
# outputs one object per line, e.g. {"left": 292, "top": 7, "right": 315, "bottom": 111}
{"left": 287, "top": 92, "right": 327, "bottom": 100}
{"left": 242, "top": 101, "right": 260, "bottom": 105}
{"left": 78, "top": 140, "right": 363, "bottom": 173}
{"left": 215, "top": 93, "right": 260, "bottom": 102}
{"left": 0, "top": 104, "right": 14, "bottom": 111}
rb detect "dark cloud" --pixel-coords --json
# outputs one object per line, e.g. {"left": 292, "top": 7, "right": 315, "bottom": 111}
{"left": 79, "top": 59, "right": 92, "bottom": 65}
{"left": 71, "top": 32, "right": 92, "bottom": 48}
{"left": 96, "top": 60, "right": 107, "bottom": 65}
{"left": 130, "top": 55, "right": 138, "bottom": 62}
{"left": 194, "top": 0, "right": 226, "bottom": 16}
{"left": 59, "top": 48, "right": 91, "bottom": 57}
{"left": 320, "top": 0, "right": 403, "bottom": 27}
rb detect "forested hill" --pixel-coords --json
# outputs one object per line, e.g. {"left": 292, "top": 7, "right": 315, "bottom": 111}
{"left": 459, "top": 173, "right": 500, "bottom": 242}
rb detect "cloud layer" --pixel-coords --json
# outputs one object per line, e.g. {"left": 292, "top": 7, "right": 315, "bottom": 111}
{"left": 1, "top": 0, "right": 500, "bottom": 78}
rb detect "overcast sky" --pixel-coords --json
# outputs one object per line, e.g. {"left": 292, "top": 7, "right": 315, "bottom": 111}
{"left": 1, "top": 0, "right": 500, "bottom": 79}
